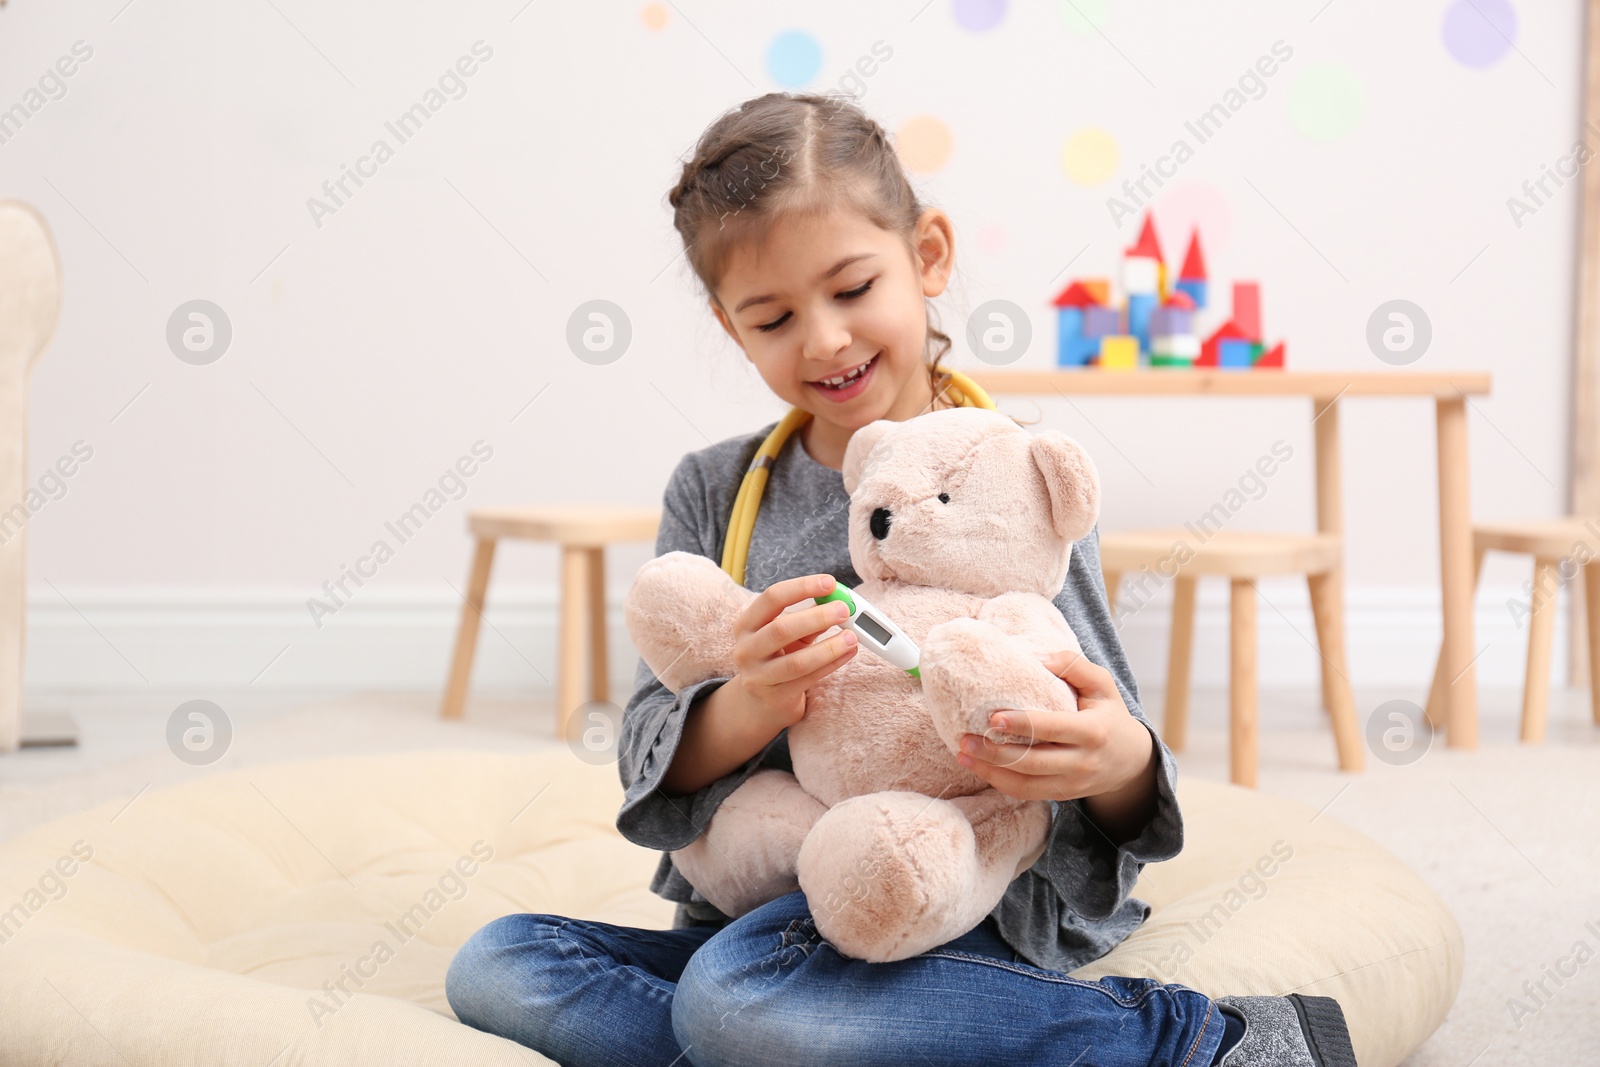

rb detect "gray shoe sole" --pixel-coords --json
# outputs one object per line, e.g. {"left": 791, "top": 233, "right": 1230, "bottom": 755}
{"left": 1286, "top": 994, "right": 1358, "bottom": 1067}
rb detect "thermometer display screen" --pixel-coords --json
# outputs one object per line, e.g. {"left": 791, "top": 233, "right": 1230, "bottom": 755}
{"left": 855, "top": 612, "right": 892, "bottom": 645}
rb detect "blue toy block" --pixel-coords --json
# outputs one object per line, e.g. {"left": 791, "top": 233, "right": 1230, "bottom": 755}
{"left": 1057, "top": 308, "right": 1095, "bottom": 366}
{"left": 1219, "top": 338, "right": 1255, "bottom": 369}
{"left": 1175, "top": 278, "right": 1207, "bottom": 310}
{"left": 1127, "top": 293, "right": 1156, "bottom": 353}
{"left": 1058, "top": 335, "right": 1099, "bottom": 367}
{"left": 1084, "top": 305, "right": 1119, "bottom": 337}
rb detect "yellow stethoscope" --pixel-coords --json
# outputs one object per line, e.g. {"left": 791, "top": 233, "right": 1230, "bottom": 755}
{"left": 718, "top": 367, "right": 998, "bottom": 586}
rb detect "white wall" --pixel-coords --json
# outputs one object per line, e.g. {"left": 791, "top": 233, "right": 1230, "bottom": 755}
{"left": 0, "top": 0, "right": 1584, "bottom": 696}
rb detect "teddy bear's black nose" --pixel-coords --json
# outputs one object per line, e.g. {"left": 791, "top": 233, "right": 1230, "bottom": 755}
{"left": 870, "top": 507, "right": 892, "bottom": 540}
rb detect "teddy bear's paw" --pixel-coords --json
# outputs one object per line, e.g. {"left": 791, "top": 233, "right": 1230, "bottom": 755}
{"left": 623, "top": 550, "right": 751, "bottom": 690}
{"left": 921, "top": 617, "right": 1080, "bottom": 755}
{"left": 797, "top": 791, "right": 987, "bottom": 963}
{"left": 670, "top": 769, "right": 824, "bottom": 917}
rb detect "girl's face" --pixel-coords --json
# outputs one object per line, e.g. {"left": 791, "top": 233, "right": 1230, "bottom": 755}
{"left": 710, "top": 206, "right": 956, "bottom": 462}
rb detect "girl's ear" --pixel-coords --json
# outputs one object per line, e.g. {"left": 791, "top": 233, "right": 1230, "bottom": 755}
{"left": 915, "top": 208, "right": 955, "bottom": 298}
{"left": 842, "top": 419, "right": 897, "bottom": 495}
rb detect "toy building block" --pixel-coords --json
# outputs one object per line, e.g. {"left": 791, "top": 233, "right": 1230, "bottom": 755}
{"left": 1127, "top": 292, "right": 1157, "bottom": 353}
{"left": 1123, "top": 256, "right": 1159, "bottom": 295}
{"left": 1176, "top": 229, "right": 1207, "bottom": 310}
{"left": 1256, "top": 340, "right": 1285, "bottom": 368}
{"left": 1083, "top": 305, "right": 1120, "bottom": 337}
{"left": 1056, "top": 307, "right": 1088, "bottom": 366}
{"left": 1219, "top": 338, "right": 1255, "bottom": 370}
{"left": 1098, "top": 335, "right": 1138, "bottom": 370}
{"left": 1082, "top": 278, "right": 1111, "bottom": 305}
{"left": 1153, "top": 332, "right": 1200, "bottom": 360}
{"left": 1051, "top": 281, "right": 1103, "bottom": 309}
{"left": 1232, "top": 282, "right": 1261, "bottom": 343}
{"left": 1128, "top": 214, "right": 1166, "bottom": 300}
{"left": 1198, "top": 318, "right": 1250, "bottom": 367}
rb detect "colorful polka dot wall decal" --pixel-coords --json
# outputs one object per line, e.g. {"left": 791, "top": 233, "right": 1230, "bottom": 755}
{"left": 976, "top": 223, "right": 1007, "bottom": 257}
{"left": 1287, "top": 62, "right": 1365, "bottom": 142}
{"left": 953, "top": 0, "right": 1007, "bottom": 32}
{"left": 896, "top": 115, "right": 954, "bottom": 173}
{"left": 1060, "top": 127, "right": 1119, "bottom": 186}
{"left": 766, "top": 30, "right": 821, "bottom": 87}
{"left": 1058, "top": 0, "right": 1109, "bottom": 35}
{"left": 1442, "top": 0, "right": 1517, "bottom": 68}
{"left": 1151, "top": 183, "right": 1234, "bottom": 260}
{"left": 640, "top": 3, "right": 668, "bottom": 30}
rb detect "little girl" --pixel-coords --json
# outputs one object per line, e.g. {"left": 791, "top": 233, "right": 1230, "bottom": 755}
{"left": 446, "top": 91, "right": 1356, "bottom": 1067}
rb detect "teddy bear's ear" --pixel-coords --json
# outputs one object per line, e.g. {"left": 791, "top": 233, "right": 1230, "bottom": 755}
{"left": 1029, "top": 431, "right": 1101, "bottom": 543}
{"left": 842, "top": 419, "right": 897, "bottom": 494}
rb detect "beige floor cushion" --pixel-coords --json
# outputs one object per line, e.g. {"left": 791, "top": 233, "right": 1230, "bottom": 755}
{"left": 0, "top": 748, "right": 1460, "bottom": 1066}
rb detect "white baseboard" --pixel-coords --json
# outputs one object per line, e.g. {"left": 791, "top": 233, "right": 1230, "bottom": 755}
{"left": 20, "top": 582, "right": 1578, "bottom": 695}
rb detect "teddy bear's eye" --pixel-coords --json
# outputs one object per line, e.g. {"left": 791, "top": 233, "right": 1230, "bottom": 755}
{"left": 937, "top": 492, "right": 950, "bottom": 504}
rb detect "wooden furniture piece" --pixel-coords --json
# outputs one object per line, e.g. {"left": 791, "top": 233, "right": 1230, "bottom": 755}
{"left": 440, "top": 505, "right": 660, "bottom": 740}
{"left": 1425, "top": 518, "right": 1600, "bottom": 742}
{"left": 1567, "top": 0, "right": 1600, "bottom": 700}
{"left": 1100, "top": 530, "right": 1362, "bottom": 787}
{"left": 967, "top": 368, "right": 1492, "bottom": 749}
{"left": 0, "top": 202, "right": 62, "bottom": 754}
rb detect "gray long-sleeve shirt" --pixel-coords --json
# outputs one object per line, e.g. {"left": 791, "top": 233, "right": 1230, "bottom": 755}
{"left": 615, "top": 419, "right": 1184, "bottom": 974}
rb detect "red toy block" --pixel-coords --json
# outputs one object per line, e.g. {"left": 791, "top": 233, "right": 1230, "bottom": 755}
{"left": 1179, "top": 229, "right": 1207, "bottom": 282}
{"left": 1051, "top": 280, "right": 1103, "bottom": 308}
{"left": 1255, "top": 340, "right": 1285, "bottom": 368}
{"left": 1232, "top": 282, "right": 1261, "bottom": 343}
{"left": 1128, "top": 213, "right": 1164, "bottom": 264}
{"left": 1163, "top": 289, "right": 1195, "bottom": 311}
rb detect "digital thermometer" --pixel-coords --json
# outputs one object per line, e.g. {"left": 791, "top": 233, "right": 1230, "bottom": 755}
{"left": 815, "top": 581, "right": 921, "bottom": 679}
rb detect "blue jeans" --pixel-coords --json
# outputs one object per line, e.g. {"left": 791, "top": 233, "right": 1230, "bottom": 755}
{"left": 446, "top": 890, "right": 1226, "bottom": 1067}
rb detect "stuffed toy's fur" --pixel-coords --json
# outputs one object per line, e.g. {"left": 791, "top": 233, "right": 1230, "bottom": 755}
{"left": 624, "top": 407, "right": 1101, "bottom": 962}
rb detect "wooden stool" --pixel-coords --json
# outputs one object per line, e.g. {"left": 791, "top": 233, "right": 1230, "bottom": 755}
{"left": 1425, "top": 518, "right": 1600, "bottom": 742}
{"left": 1101, "top": 529, "right": 1365, "bottom": 788}
{"left": 440, "top": 505, "right": 660, "bottom": 739}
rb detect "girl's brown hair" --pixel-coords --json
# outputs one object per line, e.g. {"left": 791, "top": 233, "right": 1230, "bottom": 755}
{"left": 667, "top": 91, "right": 961, "bottom": 403}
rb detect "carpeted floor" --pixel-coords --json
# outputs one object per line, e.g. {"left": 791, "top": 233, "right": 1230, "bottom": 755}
{"left": 2, "top": 683, "right": 1596, "bottom": 1065}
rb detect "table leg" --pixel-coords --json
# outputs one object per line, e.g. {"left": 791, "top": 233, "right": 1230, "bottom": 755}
{"left": 1165, "top": 575, "right": 1197, "bottom": 752}
{"left": 559, "top": 545, "right": 588, "bottom": 742}
{"left": 1425, "top": 545, "right": 1486, "bottom": 730}
{"left": 585, "top": 546, "right": 608, "bottom": 705}
{"left": 1585, "top": 562, "right": 1600, "bottom": 724}
{"left": 441, "top": 537, "right": 496, "bottom": 720}
{"left": 1436, "top": 397, "right": 1479, "bottom": 748}
{"left": 1312, "top": 397, "right": 1344, "bottom": 720}
{"left": 1230, "top": 578, "right": 1258, "bottom": 789}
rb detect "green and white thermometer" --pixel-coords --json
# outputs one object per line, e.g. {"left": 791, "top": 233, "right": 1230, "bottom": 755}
{"left": 815, "top": 581, "right": 921, "bottom": 679}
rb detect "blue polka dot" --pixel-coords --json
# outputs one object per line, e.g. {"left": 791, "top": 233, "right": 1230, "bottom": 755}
{"left": 767, "top": 30, "right": 822, "bottom": 87}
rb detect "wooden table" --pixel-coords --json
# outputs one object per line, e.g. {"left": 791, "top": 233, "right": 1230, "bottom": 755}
{"left": 966, "top": 369, "right": 1493, "bottom": 749}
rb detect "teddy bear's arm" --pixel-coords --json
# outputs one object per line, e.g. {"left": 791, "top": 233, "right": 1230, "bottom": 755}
{"left": 974, "top": 591, "right": 1082, "bottom": 660}
{"left": 921, "top": 596, "right": 1084, "bottom": 754}
{"left": 622, "top": 550, "right": 755, "bottom": 691}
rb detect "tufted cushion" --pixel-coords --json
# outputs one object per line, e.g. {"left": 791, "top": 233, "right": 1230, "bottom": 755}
{"left": 0, "top": 749, "right": 1460, "bottom": 1066}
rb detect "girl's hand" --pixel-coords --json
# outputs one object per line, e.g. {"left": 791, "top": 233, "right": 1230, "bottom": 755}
{"left": 729, "top": 573, "right": 858, "bottom": 732}
{"left": 955, "top": 648, "right": 1158, "bottom": 842}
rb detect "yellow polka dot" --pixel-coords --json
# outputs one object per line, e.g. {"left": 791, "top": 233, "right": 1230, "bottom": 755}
{"left": 895, "top": 115, "right": 954, "bottom": 173}
{"left": 1061, "top": 127, "right": 1119, "bottom": 185}
{"left": 640, "top": 3, "right": 669, "bottom": 30}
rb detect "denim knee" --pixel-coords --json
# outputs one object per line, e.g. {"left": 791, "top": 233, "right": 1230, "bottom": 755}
{"left": 671, "top": 914, "right": 854, "bottom": 1067}
{"left": 445, "top": 912, "right": 564, "bottom": 1035}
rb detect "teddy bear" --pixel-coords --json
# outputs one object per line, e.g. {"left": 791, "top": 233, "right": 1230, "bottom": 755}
{"left": 623, "top": 406, "right": 1101, "bottom": 962}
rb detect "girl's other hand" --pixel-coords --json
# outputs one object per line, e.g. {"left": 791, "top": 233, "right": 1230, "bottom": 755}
{"left": 729, "top": 573, "right": 858, "bottom": 730}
